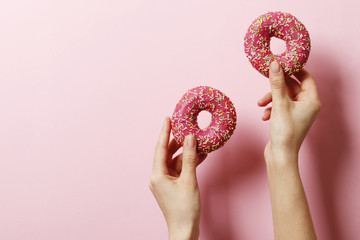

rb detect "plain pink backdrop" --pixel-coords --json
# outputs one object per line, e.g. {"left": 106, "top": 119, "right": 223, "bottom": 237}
{"left": 1, "top": 0, "right": 359, "bottom": 239}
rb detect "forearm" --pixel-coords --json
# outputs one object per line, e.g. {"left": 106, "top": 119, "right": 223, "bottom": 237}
{"left": 266, "top": 154, "right": 316, "bottom": 240}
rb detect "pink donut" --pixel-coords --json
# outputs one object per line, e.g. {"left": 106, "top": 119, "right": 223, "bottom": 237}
{"left": 171, "top": 86, "right": 236, "bottom": 154}
{"left": 244, "top": 11, "right": 311, "bottom": 77}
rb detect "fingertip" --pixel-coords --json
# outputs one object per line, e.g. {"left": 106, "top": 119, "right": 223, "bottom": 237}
{"left": 153, "top": 117, "right": 172, "bottom": 175}
{"left": 270, "top": 60, "right": 281, "bottom": 74}
{"left": 258, "top": 100, "right": 267, "bottom": 107}
{"left": 268, "top": 63, "right": 288, "bottom": 102}
{"left": 180, "top": 136, "right": 198, "bottom": 182}
{"left": 164, "top": 116, "right": 170, "bottom": 125}
{"left": 261, "top": 114, "right": 267, "bottom": 121}
{"left": 262, "top": 115, "right": 270, "bottom": 121}
{"left": 157, "top": 116, "right": 171, "bottom": 151}
{"left": 258, "top": 92, "right": 273, "bottom": 107}
{"left": 162, "top": 116, "right": 171, "bottom": 131}
{"left": 262, "top": 108, "right": 271, "bottom": 121}
{"left": 182, "top": 135, "right": 197, "bottom": 164}
{"left": 185, "top": 134, "right": 196, "bottom": 148}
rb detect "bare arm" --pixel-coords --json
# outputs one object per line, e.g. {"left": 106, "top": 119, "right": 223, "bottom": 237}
{"left": 149, "top": 117, "right": 207, "bottom": 240}
{"left": 266, "top": 156, "right": 317, "bottom": 240}
{"left": 258, "top": 61, "right": 321, "bottom": 240}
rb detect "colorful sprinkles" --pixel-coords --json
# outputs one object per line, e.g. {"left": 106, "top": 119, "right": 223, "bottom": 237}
{"left": 244, "top": 11, "right": 311, "bottom": 77}
{"left": 171, "top": 86, "right": 237, "bottom": 154}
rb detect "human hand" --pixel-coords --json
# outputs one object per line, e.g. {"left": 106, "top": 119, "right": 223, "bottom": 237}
{"left": 258, "top": 61, "right": 321, "bottom": 164}
{"left": 149, "top": 117, "right": 207, "bottom": 240}
{"left": 259, "top": 61, "right": 319, "bottom": 239}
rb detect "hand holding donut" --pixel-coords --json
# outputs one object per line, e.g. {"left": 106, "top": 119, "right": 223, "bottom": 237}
{"left": 258, "top": 60, "right": 321, "bottom": 164}
{"left": 149, "top": 117, "right": 207, "bottom": 240}
{"left": 150, "top": 11, "right": 319, "bottom": 240}
{"left": 258, "top": 61, "right": 319, "bottom": 239}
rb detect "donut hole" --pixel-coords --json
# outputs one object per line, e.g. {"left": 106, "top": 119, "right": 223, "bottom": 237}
{"left": 270, "top": 37, "right": 287, "bottom": 55}
{"left": 197, "top": 110, "right": 212, "bottom": 129}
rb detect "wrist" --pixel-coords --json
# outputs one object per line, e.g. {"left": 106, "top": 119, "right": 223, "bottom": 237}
{"left": 265, "top": 142, "right": 298, "bottom": 166}
{"left": 265, "top": 154, "right": 298, "bottom": 172}
{"left": 265, "top": 152, "right": 299, "bottom": 173}
{"left": 265, "top": 150, "right": 299, "bottom": 174}
{"left": 169, "top": 223, "right": 199, "bottom": 240}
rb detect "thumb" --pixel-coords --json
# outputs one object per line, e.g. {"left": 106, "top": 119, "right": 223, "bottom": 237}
{"left": 180, "top": 135, "right": 198, "bottom": 183}
{"left": 269, "top": 61, "right": 288, "bottom": 104}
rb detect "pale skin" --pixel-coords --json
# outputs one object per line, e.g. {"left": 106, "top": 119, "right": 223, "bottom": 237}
{"left": 149, "top": 119, "right": 207, "bottom": 240}
{"left": 259, "top": 61, "right": 320, "bottom": 240}
{"left": 150, "top": 61, "right": 321, "bottom": 240}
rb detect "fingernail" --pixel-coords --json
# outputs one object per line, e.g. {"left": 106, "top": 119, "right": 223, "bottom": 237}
{"left": 270, "top": 61, "right": 281, "bottom": 73}
{"left": 186, "top": 135, "right": 195, "bottom": 148}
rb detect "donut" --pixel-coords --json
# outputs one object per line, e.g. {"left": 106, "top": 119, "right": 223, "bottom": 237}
{"left": 171, "top": 86, "right": 236, "bottom": 154}
{"left": 244, "top": 11, "right": 311, "bottom": 77}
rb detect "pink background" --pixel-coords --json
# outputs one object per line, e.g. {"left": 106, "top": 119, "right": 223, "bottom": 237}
{"left": 1, "top": 0, "right": 359, "bottom": 239}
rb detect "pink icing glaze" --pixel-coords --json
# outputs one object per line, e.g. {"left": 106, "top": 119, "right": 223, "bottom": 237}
{"left": 171, "top": 86, "right": 237, "bottom": 154}
{"left": 244, "top": 11, "right": 311, "bottom": 77}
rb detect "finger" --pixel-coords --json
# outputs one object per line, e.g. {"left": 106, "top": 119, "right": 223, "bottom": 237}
{"left": 153, "top": 117, "right": 171, "bottom": 174}
{"left": 262, "top": 107, "right": 272, "bottom": 121}
{"left": 170, "top": 153, "right": 207, "bottom": 176}
{"left": 258, "top": 77, "right": 300, "bottom": 106}
{"left": 168, "top": 138, "right": 181, "bottom": 156}
{"left": 293, "top": 68, "right": 319, "bottom": 95}
{"left": 293, "top": 68, "right": 313, "bottom": 83}
{"left": 257, "top": 92, "right": 272, "bottom": 107}
{"left": 180, "top": 135, "right": 198, "bottom": 184}
{"left": 269, "top": 61, "right": 289, "bottom": 105}
{"left": 170, "top": 153, "right": 183, "bottom": 174}
{"left": 167, "top": 138, "right": 181, "bottom": 167}
{"left": 285, "top": 77, "right": 302, "bottom": 100}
